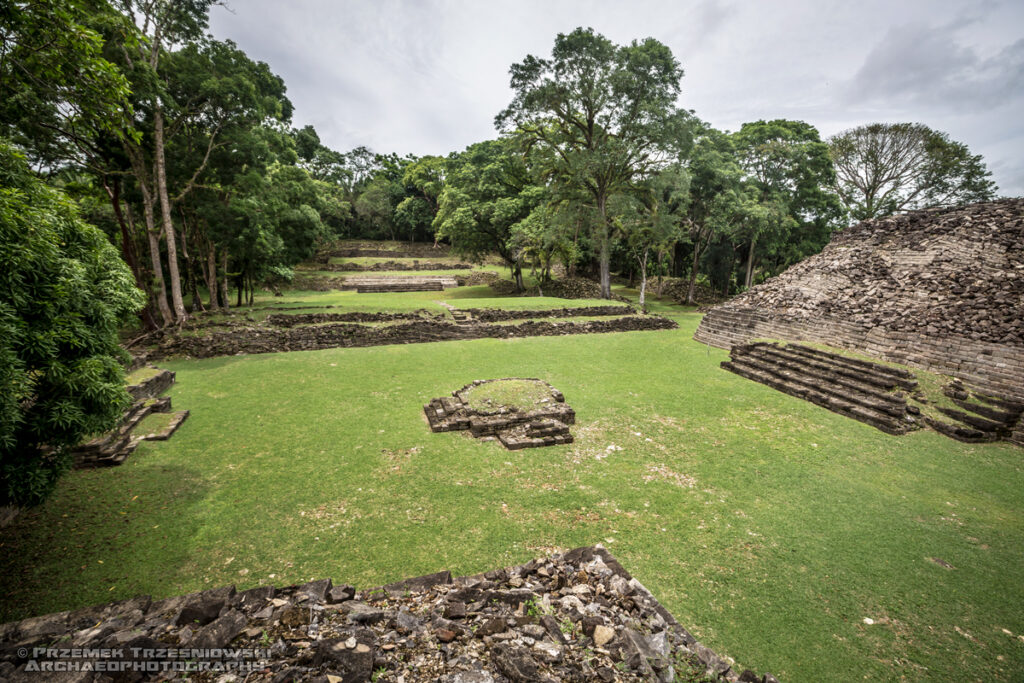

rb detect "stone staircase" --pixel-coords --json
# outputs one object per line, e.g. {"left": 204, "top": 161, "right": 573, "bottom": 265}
{"left": 350, "top": 276, "right": 457, "bottom": 293}
{"left": 925, "top": 380, "right": 1024, "bottom": 443}
{"left": 71, "top": 368, "right": 189, "bottom": 468}
{"left": 450, "top": 309, "right": 473, "bottom": 325}
{"left": 722, "top": 342, "right": 918, "bottom": 435}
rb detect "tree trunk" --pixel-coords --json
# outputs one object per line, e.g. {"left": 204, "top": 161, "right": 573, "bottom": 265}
{"left": 744, "top": 237, "right": 756, "bottom": 289}
{"left": 205, "top": 243, "right": 220, "bottom": 310}
{"left": 105, "top": 178, "right": 157, "bottom": 330}
{"left": 220, "top": 250, "right": 231, "bottom": 309}
{"left": 597, "top": 195, "right": 611, "bottom": 299}
{"left": 686, "top": 237, "right": 701, "bottom": 305}
{"left": 638, "top": 248, "right": 649, "bottom": 313}
{"left": 154, "top": 107, "right": 187, "bottom": 322}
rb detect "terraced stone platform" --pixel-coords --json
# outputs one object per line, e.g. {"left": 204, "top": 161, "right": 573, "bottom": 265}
{"left": 723, "top": 343, "right": 919, "bottom": 435}
{"left": 71, "top": 368, "right": 188, "bottom": 468}
{"left": 723, "top": 343, "right": 1024, "bottom": 444}
{"left": 425, "top": 379, "right": 575, "bottom": 450}
{"left": 350, "top": 276, "right": 457, "bottom": 293}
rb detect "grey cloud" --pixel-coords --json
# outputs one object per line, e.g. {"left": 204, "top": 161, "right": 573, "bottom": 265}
{"left": 847, "top": 22, "right": 1024, "bottom": 110}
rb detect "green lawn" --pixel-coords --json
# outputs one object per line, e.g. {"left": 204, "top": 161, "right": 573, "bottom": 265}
{"left": 2, "top": 303, "right": 1022, "bottom": 681}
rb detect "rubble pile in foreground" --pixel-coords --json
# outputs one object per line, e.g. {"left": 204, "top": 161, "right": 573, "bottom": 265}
{"left": 0, "top": 546, "right": 777, "bottom": 682}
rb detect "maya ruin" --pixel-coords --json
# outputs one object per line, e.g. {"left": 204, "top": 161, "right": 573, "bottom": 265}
{"left": 2, "top": 3, "right": 1023, "bottom": 682}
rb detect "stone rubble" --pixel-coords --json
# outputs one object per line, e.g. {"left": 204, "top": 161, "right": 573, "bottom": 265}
{"left": 0, "top": 546, "right": 777, "bottom": 682}
{"left": 695, "top": 199, "right": 1024, "bottom": 403}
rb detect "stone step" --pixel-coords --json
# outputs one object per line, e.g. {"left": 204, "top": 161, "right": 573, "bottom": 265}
{"left": 722, "top": 359, "right": 913, "bottom": 435}
{"left": 935, "top": 406, "right": 1010, "bottom": 435}
{"left": 964, "top": 390, "right": 1024, "bottom": 414}
{"left": 72, "top": 397, "right": 171, "bottom": 468}
{"left": 780, "top": 343, "right": 916, "bottom": 383}
{"left": 949, "top": 396, "right": 1022, "bottom": 425}
{"left": 137, "top": 411, "right": 190, "bottom": 441}
{"left": 736, "top": 346, "right": 905, "bottom": 410}
{"left": 498, "top": 430, "right": 574, "bottom": 450}
{"left": 728, "top": 355, "right": 907, "bottom": 419}
{"left": 924, "top": 416, "right": 998, "bottom": 443}
{"left": 128, "top": 368, "right": 176, "bottom": 400}
{"left": 738, "top": 343, "right": 913, "bottom": 392}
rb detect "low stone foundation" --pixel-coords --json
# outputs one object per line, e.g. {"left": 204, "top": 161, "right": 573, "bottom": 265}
{"left": 151, "top": 315, "right": 678, "bottom": 360}
{"left": 0, "top": 546, "right": 776, "bottom": 682}
{"left": 461, "top": 305, "right": 634, "bottom": 322}
{"left": 265, "top": 311, "right": 443, "bottom": 327}
{"left": 425, "top": 379, "right": 575, "bottom": 450}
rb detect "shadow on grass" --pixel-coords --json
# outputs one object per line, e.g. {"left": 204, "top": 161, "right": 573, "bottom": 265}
{"left": 0, "top": 459, "right": 209, "bottom": 622}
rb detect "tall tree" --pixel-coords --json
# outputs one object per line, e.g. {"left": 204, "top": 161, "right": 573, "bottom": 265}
{"left": 614, "top": 167, "right": 688, "bottom": 311}
{"left": 496, "top": 27, "right": 691, "bottom": 298}
{"left": 681, "top": 128, "right": 744, "bottom": 304}
{"left": 828, "top": 122, "right": 997, "bottom": 221}
{"left": 117, "top": 0, "right": 214, "bottom": 324}
{"left": 433, "top": 138, "right": 544, "bottom": 289}
{"left": 732, "top": 119, "right": 844, "bottom": 288}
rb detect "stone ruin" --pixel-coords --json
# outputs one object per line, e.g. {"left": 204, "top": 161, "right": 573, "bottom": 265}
{"left": 0, "top": 546, "right": 777, "bottom": 682}
{"left": 71, "top": 366, "right": 189, "bottom": 468}
{"left": 425, "top": 379, "right": 575, "bottom": 450}
{"left": 723, "top": 342, "right": 1024, "bottom": 442}
{"left": 695, "top": 199, "right": 1024, "bottom": 446}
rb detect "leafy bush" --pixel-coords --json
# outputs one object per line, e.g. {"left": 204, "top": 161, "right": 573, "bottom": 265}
{"left": 0, "top": 140, "right": 144, "bottom": 506}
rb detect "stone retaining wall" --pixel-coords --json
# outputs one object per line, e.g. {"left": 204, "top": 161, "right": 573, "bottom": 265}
{"left": 322, "top": 261, "right": 473, "bottom": 272}
{"left": 463, "top": 305, "right": 634, "bottom": 322}
{"left": 153, "top": 316, "right": 678, "bottom": 360}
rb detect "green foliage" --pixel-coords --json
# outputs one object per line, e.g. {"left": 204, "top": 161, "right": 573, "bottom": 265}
{"left": 731, "top": 120, "right": 845, "bottom": 286}
{"left": 0, "top": 140, "right": 143, "bottom": 505}
{"left": 0, "top": 0, "right": 134, "bottom": 163}
{"left": 829, "top": 122, "right": 998, "bottom": 221}
{"left": 434, "top": 138, "right": 545, "bottom": 286}
{"left": 496, "top": 27, "right": 694, "bottom": 298}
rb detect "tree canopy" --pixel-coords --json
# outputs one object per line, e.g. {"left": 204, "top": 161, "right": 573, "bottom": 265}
{"left": 496, "top": 27, "right": 692, "bottom": 298}
{"left": 828, "top": 122, "right": 997, "bottom": 221}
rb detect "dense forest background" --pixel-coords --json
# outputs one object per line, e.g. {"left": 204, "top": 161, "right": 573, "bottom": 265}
{"left": 2, "top": 0, "right": 999, "bottom": 329}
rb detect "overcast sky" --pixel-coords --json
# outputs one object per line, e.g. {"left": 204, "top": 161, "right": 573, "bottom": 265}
{"left": 208, "top": 0, "right": 1024, "bottom": 197}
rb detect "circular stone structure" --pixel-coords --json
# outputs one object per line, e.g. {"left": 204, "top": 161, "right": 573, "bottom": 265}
{"left": 424, "top": 378, "right": 575, "bottom": 450}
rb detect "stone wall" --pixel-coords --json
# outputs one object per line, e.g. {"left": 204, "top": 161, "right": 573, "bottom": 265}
{"left": 695, "top": 199, "right": 1024, "bottom": 402}
{"left": 153, "top": 315, "right": 678, "bottom": 360}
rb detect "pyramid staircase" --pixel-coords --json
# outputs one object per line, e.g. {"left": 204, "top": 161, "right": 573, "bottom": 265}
{"left": 722, "top": 342, "right": 918, "bottom": 435}
{"left": 71, "top": 367, "right": 189, "bottom": 468}
{"left": 925, "top": 380, "right": 1024, "bottom": 443}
